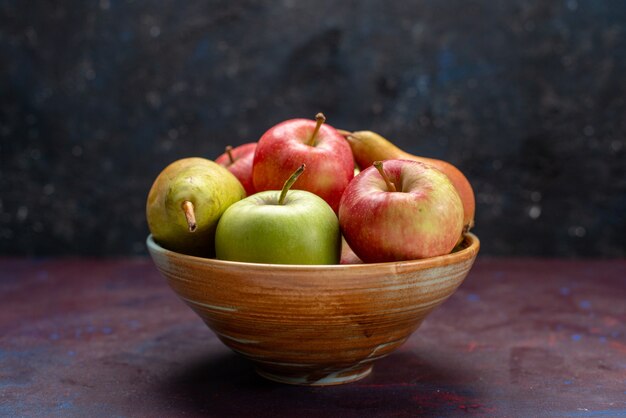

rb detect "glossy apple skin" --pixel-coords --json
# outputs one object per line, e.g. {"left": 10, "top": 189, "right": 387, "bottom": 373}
{"left": 215, "top": 190, "right": 341, "bottom": 265}
{"left": 215, "top": 143, "right": 257, "bottom": 196}
{"left": 339, "top": 159, "right": 463, "bottom": 263}
{"left": 252, "top": 119, "right": 354, "bottom": 213}
{"left": 340, "top": 236, "right": 363, "bottom": 264}
{"left": 345, "top": 131, "right": 475, "bottom": 231}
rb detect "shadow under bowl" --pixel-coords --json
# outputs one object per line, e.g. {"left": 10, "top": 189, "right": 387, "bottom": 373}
{"left": 147, "top": 233, "right": 480, "bottom": 386}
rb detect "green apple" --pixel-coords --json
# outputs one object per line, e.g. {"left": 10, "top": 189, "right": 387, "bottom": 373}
{"left": 215, "top": 165, "right": 340, "bottom": 264}
{"left": 146, "top": 157, "right": 245, "bottom": 257}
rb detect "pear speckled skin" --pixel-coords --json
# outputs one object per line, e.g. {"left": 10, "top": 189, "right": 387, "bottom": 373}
{"left": 146, "top": 157, "right": 245, "bottom": 257}
{"left": 345, "top": 130, "right": 475, "bottom": 231}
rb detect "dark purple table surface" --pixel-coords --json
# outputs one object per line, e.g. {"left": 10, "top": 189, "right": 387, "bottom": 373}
{"left": 1, "top": 258, "right": 625, "bottom": 417}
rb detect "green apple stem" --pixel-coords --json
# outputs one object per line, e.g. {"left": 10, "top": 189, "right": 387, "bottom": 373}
{"left": 307, "top": 113, "right": 326, "bottom": 146}
{"left": 225, "top": 146, "right": 235, "bottom": 164}
{"left": 373, "top": 161, "right": 397, "bottom": 192}
{"left": 278, "top": 164, "right": 306, "bottom": 205}
{"left": 182, "top": 201, "right": 197, "bottom": 232}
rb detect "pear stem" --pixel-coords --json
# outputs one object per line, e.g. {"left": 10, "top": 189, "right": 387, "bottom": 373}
{"left": 373, "top": 161, "right": 397, "bottom": 192}
{"left": 225, "top": 146, "right": 235, "bottom": 164}
{"left": 278, "top": 164, "right": 306, "bottom": 205}
{"left": 182, "top": 201, "right": 197, "bottom": 232}
{"left": 307, "top": 113, "right": 326, "bottom": 146}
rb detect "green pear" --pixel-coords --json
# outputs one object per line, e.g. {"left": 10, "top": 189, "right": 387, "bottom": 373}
{"left": 146, "top": 157, "right": 245, "bottom": 257}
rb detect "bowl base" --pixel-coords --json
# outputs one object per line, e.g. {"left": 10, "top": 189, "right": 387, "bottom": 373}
{"left": 255, "top": 364, "right": 373, "bottom": 386}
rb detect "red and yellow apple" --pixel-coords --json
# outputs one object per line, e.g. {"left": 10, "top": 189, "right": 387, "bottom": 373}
{"left": 342, "top": 130, "right": 475, "bottom": 232}
{"left": 338, "top": 159, "right": 464, "bottom": 263}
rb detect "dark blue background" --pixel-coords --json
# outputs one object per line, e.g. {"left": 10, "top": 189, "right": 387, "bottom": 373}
{"left": 1, "top": 0, "right": 625, "bottom": 256}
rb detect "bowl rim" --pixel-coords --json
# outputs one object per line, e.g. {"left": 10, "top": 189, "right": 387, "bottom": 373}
{"left": 147, "top": 233, "right": 480, "bottom": 271}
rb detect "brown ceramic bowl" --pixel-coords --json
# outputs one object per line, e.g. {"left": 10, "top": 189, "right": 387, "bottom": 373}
{"left": 147, "top": 233, "right": 480, "bottom": 386}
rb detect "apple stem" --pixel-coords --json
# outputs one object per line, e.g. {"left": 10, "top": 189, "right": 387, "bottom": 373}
{"left": 182, "top": 201, "right": 197, "bottom": 232}
{"left": 278, "top": 164, "right": 306, "bottom": 205}
{"left": 307, "top": 113, "right": 326, "bottom": 146}
{"left": 225, "top": 146, "right": 235, "bottom": 164}
{"left": 373, "top": 161, "right": 397, "bottom": 192}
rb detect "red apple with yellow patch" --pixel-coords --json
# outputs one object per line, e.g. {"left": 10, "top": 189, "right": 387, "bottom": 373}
{"left": 339, "top": 159, "right": 463, "bottom": 263}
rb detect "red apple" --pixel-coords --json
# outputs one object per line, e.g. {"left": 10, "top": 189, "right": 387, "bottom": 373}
{"left": 338, "top": 159, "right": 464, "bottom": 263}
{"left": 216, "top": 143, "right": 257, "bottom": 196}
{"left": 340, "top": 236, "right": 363, "bottom": 264}
{"left": 252, "top": 113, "right": 354, "bottom": 213}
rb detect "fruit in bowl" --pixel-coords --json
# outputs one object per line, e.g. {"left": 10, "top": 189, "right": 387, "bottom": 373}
{"left": 252, "top": 113, "right": 354, "bottom": 213}
{"left": 146, "top": 157, "right": 245, "bottom": 257}
{"left": 216, "top": 165, "right": 341, "bottom": 265}
{"left": 342, "top": 130, "right": 475, "bottom": 232}
{"left": 215, "top": 143, "right": 257, "bottom": 196}
{"left": 147, "top": 232, "right": 479, "bottom": 386}
{"left": 145, "top": 114, "right": 479, "bottom": 385}
{"left": 339, "top": 159, "right": 464, "bottom": 263}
